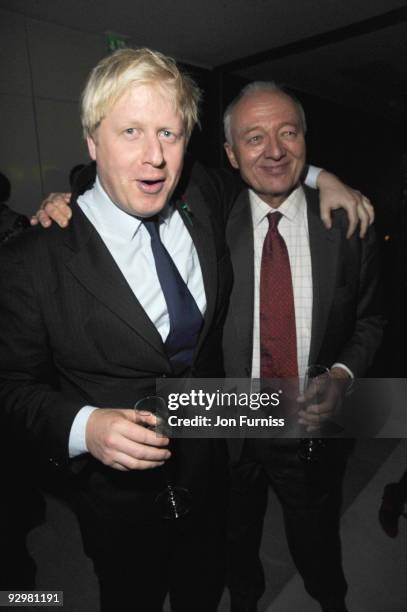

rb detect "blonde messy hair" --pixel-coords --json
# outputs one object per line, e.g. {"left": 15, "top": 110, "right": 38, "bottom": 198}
{"left": 81, "top": 47, "right": 201, "bottom": 141}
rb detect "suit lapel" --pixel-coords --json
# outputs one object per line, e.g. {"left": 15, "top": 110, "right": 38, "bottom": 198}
{"left": 175, "top": 181, "right": 218, "bottom": 356}
{"left": 64, "top": 167, "right": 221, "bottom": 367}
{"left": 306, "top": 187, "right": 341, "bottom": 365}
{"left": 63, "top": 206, "right": 166, "bottom": 359}
{"left": 226, "top": 189, "right": 254, "bottom": 375}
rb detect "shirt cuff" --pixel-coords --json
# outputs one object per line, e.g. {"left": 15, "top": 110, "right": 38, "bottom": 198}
{"left": 331, "top": 362, "right": 354, "bottom": 393}
{"left": 331, "top": 362, "right": 354, "bottom": 379}
{"left": 68, "top": 405, "right": 98, "bottom": 458}
{"left": 304, "top": 165, "right": 323, "bottom": 190}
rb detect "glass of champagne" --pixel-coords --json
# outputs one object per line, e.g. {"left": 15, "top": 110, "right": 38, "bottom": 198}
{"left": 298, "top": 365, "right": 330, "bottom": 464}
{"left": 134, "top": 395, "right": 191, "bottom": 519}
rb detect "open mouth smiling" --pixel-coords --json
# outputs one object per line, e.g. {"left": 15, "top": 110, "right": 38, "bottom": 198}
{"left": 136, "top": 178, "right": 166, "bottom": 193}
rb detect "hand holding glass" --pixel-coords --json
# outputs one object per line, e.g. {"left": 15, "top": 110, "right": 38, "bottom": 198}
{"left": 134, "top": 395, "right": 191, "bottom": 519}
{"left": 298, "top": 365, "right": 330, "bottom": 463}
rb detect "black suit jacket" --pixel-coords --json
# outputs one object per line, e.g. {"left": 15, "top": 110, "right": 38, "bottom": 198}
{"left": 0, "top": 161, "right": 232, "bottom": 514}
{"left": 0, "top": 203, "right": 29, "bottom": 245}
{"left": 223, "top": 186, "right": 384, "bottom": 458}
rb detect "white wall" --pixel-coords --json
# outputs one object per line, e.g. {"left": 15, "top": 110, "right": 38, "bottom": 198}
{"left": 0, "top": 9, "right": 105, "bottom": 215}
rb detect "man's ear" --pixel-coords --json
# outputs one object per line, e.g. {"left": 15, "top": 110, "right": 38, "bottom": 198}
{"left": 224, "top": 142, "right": 239, "bottom": 170}
{"left": 87, "top": 135, "right": 97, "bottom": 161}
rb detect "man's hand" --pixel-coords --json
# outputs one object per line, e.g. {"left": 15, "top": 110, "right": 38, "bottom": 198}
{"left": 86, "top": 408, "right": 171, "bottom": 471}
{"left": 297, "top": 367, "right": 349, "bottom": 432}
{"left": 30, "top": 193, "right": 72, "bottom": 228}
{"left": 317, "top": 171, "right": 374, "bottom": 239}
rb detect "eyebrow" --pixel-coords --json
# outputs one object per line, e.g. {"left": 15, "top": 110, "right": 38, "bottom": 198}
{"left": 238, "top": 125, "right": 262, "bottom": 136}
{"left": 239, "top": 120, "right": 301, "bottom": 136}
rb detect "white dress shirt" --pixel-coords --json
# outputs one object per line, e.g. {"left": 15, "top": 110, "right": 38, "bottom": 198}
{"left": 250, "top": 185, "right": 353, "bottom": 382}
{"left": 69, "top": 177, "right": 205, "bottom": 457}
{"left": 251, "top": 186, "right": 313, "bottom": 380}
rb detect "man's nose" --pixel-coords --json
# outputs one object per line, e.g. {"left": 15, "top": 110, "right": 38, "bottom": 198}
{"left": 263, "top": 135, "right": 285, "bottom": 159}
{"left": 142, "top": 134, "right": 164, "bottom": 167}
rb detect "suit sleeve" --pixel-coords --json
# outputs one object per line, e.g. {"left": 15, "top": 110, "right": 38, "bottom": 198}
{"left": 0, "top": 241, "right": 83, "bottom": 464}
{"left": 199, "top": 166, "right": 242, "bottom": 223}
{"left": 334, "top": 224, "right": 386, "bottom": 377}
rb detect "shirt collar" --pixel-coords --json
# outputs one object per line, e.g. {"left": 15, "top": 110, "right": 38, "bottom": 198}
{"left": 81, "top": 176, "right": 173, "bottom": 241}
{"left": 249, "top": 185, "right": 306, "bottom": 228}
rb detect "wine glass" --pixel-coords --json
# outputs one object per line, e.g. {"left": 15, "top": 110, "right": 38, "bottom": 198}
{"left": 298, "top": 365, "right": 330, "bottom": 464}
{"left": 134, "top": 395, "right": 191, "bottom": 519}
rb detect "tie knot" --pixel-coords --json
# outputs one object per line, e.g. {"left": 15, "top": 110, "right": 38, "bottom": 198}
{"left": 267, "top": 211, "right": 282, "bottom": 231}
{"left": 142, "top": 216, "right": 160, "bottom": 239}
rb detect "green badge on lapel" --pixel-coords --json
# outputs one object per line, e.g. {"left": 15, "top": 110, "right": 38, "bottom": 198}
{"left": 180, "top": 196, "right": 193, "bottom": 226}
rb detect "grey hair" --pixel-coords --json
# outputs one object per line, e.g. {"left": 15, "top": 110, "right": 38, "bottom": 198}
{"left": 223, "top": 81, "right": 307, "bottom": 146}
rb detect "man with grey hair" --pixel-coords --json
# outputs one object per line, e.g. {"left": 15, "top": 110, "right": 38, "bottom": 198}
{"left": 222, "top": 81, "right": 384, "bottom": 612}
{"left": 223, "top": 80, "right": 307, "bottom": 146}
{"left": 24, "top": 55, "right": 374, "bottom": 609}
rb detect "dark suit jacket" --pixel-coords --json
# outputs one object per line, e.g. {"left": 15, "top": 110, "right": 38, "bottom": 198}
{"left": 0, "top": 161, "right": 232, "bottom": 517}
{"left": 0, "top": 203, "right": 29, "bottom": 245}
{"left": 223, "top": 186, "right": 385, "bottom": 459}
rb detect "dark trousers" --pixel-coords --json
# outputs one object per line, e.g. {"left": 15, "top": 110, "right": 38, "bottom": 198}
{"left": 75, "top": 439, "right": 229, "bottom": 612}
{"left": 82, "top": 503, "right": 226, "bottom": 612}
{"left": 227, "top": 439, "right": 349, "bottom": 608}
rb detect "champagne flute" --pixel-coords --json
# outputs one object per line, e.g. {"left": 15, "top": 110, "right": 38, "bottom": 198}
{"left": 298, "top": 365, "right": 330, "bottom": 464}
{"left": 135, "top": 395, "right": 191, "bottom": 519}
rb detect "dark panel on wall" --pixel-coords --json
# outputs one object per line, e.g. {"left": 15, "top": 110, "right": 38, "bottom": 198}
{"left": 179, "top": 63, "right": 222, "bottom": 169}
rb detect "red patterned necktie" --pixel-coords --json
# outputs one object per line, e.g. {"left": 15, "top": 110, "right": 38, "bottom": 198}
{"left": 260, "top": 211, "right": 298, "bottom": 380}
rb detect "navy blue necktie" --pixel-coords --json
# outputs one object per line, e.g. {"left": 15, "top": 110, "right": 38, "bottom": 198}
{"left": 142, "top": 216, "right": 203, "bottom": 374}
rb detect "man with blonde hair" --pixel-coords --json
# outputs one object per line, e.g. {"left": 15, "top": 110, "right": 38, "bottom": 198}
{"left": 0, "top": 47, "right": 232, "bottom": 611}
{"left": 7, "top": 45, "right": 374, "bottom": 611}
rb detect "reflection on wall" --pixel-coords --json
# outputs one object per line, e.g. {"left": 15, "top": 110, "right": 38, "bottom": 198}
{"left": 0, "top": 9, "right": 103, "bottom": 215}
